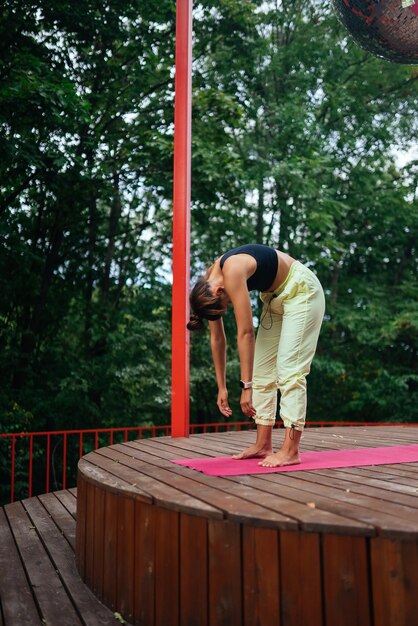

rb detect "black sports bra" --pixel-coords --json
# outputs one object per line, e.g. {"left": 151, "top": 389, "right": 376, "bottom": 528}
{"left": 220, "top": 244, "right": 278, "bottom": 292}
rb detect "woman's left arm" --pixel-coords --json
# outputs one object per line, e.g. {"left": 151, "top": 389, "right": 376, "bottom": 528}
{"left": 223, "top": 268, "right": 256, "bottom": 418}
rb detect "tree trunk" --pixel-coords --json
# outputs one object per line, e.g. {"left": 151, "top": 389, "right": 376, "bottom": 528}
{"left": 12, "top": 213, "right": 64, "bottom": 389}
{"left": 102, "top": 169, "right": 122, "bottom": 306}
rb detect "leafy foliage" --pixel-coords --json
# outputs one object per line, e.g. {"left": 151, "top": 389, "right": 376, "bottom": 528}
{"left": 0, "top": 0, "right": 417, "bottom": 456}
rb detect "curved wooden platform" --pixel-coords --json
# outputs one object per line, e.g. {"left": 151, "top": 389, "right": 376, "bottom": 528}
{"left": 0, "top": 489, "right": 124, "bottom": 626}
{"left": 76, "top": 426, "right": 418, "bottom": 626}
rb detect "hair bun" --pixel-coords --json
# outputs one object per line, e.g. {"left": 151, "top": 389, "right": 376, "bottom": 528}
{"left": 187, "top": 313, "right": 204, "bottom": 332}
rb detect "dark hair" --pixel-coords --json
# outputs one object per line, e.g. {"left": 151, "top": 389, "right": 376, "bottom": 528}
{"left": 187, "top": 275, "right": 227, "bottom": 332}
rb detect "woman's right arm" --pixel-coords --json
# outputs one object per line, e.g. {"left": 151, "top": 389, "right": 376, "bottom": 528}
{"left": 209, "top": 319, "right": 232, "bottom": 417}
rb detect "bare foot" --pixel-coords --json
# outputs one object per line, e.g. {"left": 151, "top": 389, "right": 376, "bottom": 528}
{"left": 232, "top": 444, "right": 273, "bottom": 460}
{"left": 258, "top": 449, "right": 301, "bottom": 467}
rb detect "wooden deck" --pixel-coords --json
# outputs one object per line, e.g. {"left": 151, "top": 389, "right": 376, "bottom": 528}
{"left": 0, "top": 489, "right": 128, "bottom": 626}
{"left": 76, "top": 426, "right": 418, "bottom": 626}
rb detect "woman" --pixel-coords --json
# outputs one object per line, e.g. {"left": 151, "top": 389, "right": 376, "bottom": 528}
{"left": 187, "top": 243, "right": 325, "bottom": 467}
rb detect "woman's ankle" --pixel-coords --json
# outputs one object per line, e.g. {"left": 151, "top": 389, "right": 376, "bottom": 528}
{"left": 255, "top": 423, "right": 273, "bottom": 446}
{"left": 282, "top": 426, "right": 302, "bottom": 450}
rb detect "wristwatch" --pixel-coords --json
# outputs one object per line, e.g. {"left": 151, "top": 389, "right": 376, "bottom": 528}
{"left": 240, "top": 380, "right": 253, "bottom": 389}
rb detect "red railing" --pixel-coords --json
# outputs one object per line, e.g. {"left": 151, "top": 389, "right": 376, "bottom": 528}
{"left": 0, "top": 421, "right": 253, "bottom": 504}
{"left": 1, "top": 421, "right": 416, "bottom": 505}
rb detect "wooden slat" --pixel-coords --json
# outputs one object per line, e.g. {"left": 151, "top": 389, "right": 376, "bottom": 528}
{"left": 322, "top": 534, "right": 371, "bottom": 626}
{"left": 371, "top": 537, "right": 418, "bottom": 626}
{"left": 314, "top": 467, "right": 418, "bottom": 496}
{"left": 115, "top": 444, "right": 298, "bottom": 528}
{"left": 78, "top": 457, "right": 151, "bottom": 503}
{"left": 180, "top": 513, "right": 208, "bottom": 626}
{"left": 280, "top": 530, "right": 323, "bottom": 626}
{"left": 38, "top": 492, "right": 76, "bottom": 549}
{"left": 208, "top": 519, "right": 242, "bottom": 626}
{"left": 155, "top": 508, "right": 179, "bottom": 626}
{"left": 53, "top": 489, "right": 77, "bottom": 518}
{"left": 4, "top": 502, "right": 83, "bottom": 626}
{"left": 286, "top": 468, "right": 418, "bottom": 509}
{"left": 22, "top": 496, "right": 117, "bottom": 626}
{"left": 96, "top": 445, "right": 294, "bottom": 528}
{"left": 250, "top": 473, "right": 418, "bottom": 538}
{"left": 116, "top": 496, "right": 135, "bottom": 623}
{"left": 242, "top": 526, "right": 280, "bottom": 626}
{"left": 134, "top": 501, "right": 156, "bottom": 626}
{"left": 87, "top": 449, "right": 222, "bottom": 519}
{"left": 84, "top": 479, "right": 96, "bottom": 590}
{"left": 102, "top": 490, "right": 118, "bottom": 611}
{"left": 225, "top": 473, "right": 372, "bottom": 535}
{"left": 75, "top": 473, "right": 86, "bottom": 579}
{"left": 122, "top": 438, "right": 209, "bottom": 460}
{"left": 0, "top": 508, "right": 41, "bottom": 626}
{"left": 92, "top": 485, "right": 105, "bottom": 599}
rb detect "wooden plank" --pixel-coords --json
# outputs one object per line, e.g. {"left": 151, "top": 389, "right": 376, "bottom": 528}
{"left": 310, "top": 467, "right": 418, "bottom": 497}
{"left": 103, "top": 444, "right": 297, "bottom": 528}
{"left": 78, "top": 457, "right": 152, "bottom": 502}
{"left": 284, "top": 468, "right": 418, "bottom": 509}
{"left": 53, "top": 489, "right": 77, "bottom": 518}
{"left": 0, "top": 507, "right": 41, "bottom": 625}
{"left": 123, "top": 438, "right": 210, "bottom": 460}
{"left": 371, "top": 537, "right": 418, "bottom": 626}
{"left": 4, "top": 502, "right": 83, "bottom": 626}
{"left": 337, "top": 466, "right": 418, "bottom": 488}
{"left": 84, "top": 479, "right": 96, "bottom": 590}
{"left": 242, "top": 526, "right": 280, "bottom": 626}
{"left": 322, "top": 534, "right": 371, "bottom": 626}
{"left": 96, "top": 444, "right": 221, "bottom": 512}
{"left": 280, "top": 530, "right": 323, "bottom": 626}
{"left": 208, "top": 519, "right": 242, "bottom": 626}
{"left": 102, "top": 490, "right": 118, "bottom": 610}
{"left": 88, "top": 449, "right": 221, "bottom": 518}
{"left": 155, "top": 507, "right": 179, "bottom": 626}
{"left": 22, "top": 497, "right": 117, "bottom": 626}
{"left": 134, "top": 501, "right": 156, "bottom": 626}
{"left": 116, "top": 496, "right": 135, "bottom": 624}
{"left": 92, "top": 485, "right": 105, "bottom": 599}
{"left": 252, "top": 473, "right": 417, "bottom": 538}
{"left": 38, "top": 492, "right": 76, "bottom": 550}
{"left": 149, "top": 433, "right": 241, "bottom": 457}
{"left": 224, "top": 473, "right": 372, "bottom": 536}
{"left": 75, "top": 472, "right": 87, "bottom": 579}
{"left": 381, "top": 463, "right": 418, "bottom": 478}
{"left": 180, "top": 513, "right": 208, "bottom": 626}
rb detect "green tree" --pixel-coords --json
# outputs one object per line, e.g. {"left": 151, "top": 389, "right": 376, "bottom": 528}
{"left": 0, "top": 0, "right": 417, "bottom": 447}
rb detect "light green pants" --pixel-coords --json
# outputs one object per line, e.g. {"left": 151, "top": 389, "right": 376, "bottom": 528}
{"left": 253, "top": 261, "right": 325, "bottom": 431}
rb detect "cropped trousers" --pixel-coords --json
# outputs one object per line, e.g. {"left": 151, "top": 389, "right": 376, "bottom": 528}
{"left": 253, "top": 261, "right": 325, "bottom": 431}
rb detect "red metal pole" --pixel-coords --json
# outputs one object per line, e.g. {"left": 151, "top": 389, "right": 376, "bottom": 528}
{"left": 10, "top": 436, "right": 15, "bottom": 503}
{"left": 28, "top": 435, "right": 33, "bottom": 497}
{"left": 62, "top": 432, "right": 67, "bottom": 490}
{"left": 171, "top": 0, "right": 192, "bottom": 438}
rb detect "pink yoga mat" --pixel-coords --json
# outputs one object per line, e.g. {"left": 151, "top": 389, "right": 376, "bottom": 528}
{"left": 172, "top": 445, "right": 418, "bottom": 476}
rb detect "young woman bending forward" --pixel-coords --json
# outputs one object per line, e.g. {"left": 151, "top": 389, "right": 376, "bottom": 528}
{"left": 187, "top": 244, "right": 325, "bottom": 467}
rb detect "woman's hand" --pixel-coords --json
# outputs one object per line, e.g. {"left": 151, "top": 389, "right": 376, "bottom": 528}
{"left": 217, "top": 388, "right": 232, "bottom": 418}
{"left": 240, "top": 388, "right": 256, "bottom": 418}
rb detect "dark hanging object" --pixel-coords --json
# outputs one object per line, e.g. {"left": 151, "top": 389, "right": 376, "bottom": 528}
{"left": 332, "top": 0, "right": 418, "bottom": 64}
